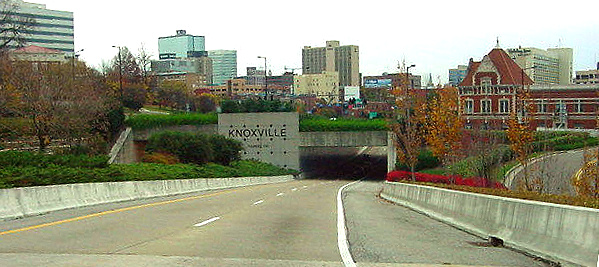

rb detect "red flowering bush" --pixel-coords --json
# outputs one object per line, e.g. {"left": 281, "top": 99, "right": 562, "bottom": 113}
{"left": 386, "top": 170, "right": 507, "bottom": 190}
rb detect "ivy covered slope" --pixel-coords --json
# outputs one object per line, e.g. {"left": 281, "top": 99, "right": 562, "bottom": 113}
{"left": 0, "top": 151, "right": 297, "bottom": 189}
{"left": 299, "top": 116, "right": 389, "bottom": 132}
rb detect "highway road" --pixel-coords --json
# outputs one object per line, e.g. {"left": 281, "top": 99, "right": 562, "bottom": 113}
{"left": 0, "top": 147, "right": 552, "bottom": 266}
{"left": 509, "top": 149, "right": 586, "bottom": 195}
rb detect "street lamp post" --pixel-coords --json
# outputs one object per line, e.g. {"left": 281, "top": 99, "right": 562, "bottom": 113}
{"left": 71, "top": 49, "right": 84, "bottom": 82}
{"left": 258, "top": 56, "right": 267, "bottom": 99}
{"left": 112, "top": 46, "right": 123, "bottom": 103}
{"left": 519, "top": 66, "right": 535, "bottom": 122}
{"left": 405, "top": 64, "right": 416, "bottom": 123}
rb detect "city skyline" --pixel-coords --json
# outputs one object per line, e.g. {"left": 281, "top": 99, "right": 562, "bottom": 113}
{"left": 30, "top": 0, "right": 599, "bottom": 83}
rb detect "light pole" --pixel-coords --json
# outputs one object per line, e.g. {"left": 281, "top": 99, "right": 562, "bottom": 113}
{"left": 405, "top": 64, "right": 416, "bottom": 123}
{"left": 71, "top": 49, "right": 84, "bottom": 83}
{"left": 520, "top": 66, "right": 535, "bottom": 122}
{"left": 112, "top": 46, "right": 123, "bottom": 103}
{"left": 258, "top": 56, "right": 267, "bottom": 99}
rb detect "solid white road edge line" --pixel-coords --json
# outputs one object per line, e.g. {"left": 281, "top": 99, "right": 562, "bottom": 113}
{"left": 253, "top": 200, "right": 264, "bottom": 205}
{"left": 337, "top": 180, "right": 360, "bottom": 267}
{"left": 194, "top": 217, "right": 220, "bottom": 227}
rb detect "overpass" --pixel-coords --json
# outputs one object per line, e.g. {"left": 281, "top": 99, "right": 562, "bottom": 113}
{"left": 110, "top": 121, "right": 396, "bottom": 172}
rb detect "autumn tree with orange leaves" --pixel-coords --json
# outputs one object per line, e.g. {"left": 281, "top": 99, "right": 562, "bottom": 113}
{"left": 416, "top": 86, "right": 463, "bottom": 168}
{"left": 390, "top": 72, "right": 423, "bottom": 181}
{"left": 506, "top": 86, "right": 542, "bottom": 191}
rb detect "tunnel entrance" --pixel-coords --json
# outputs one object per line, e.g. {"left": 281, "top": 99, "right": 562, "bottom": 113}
{"left": 299, "top": 147, "right": 388, "bottom": 181}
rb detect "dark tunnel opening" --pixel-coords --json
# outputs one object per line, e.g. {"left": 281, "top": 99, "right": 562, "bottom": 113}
{"left": 299, "top": 147, "right": 388, "bottom": 181}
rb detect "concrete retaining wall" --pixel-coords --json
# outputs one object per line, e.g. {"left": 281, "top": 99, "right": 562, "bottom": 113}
{"left": 300, "top": 131, "right": 388, "bottom": 147}
{"left": 380, "top": 182, "right": 599, "bottom": 267}
{"left": 0, "top": 175, "right": 294, "bottom": 222}
{"left": 108, "top": 127, "right": 136, "bottom": 164}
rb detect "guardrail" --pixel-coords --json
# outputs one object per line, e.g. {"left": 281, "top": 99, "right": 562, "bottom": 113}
{"left": 380, "top": 181, "right": 599, "bottom": 267}
{"left": 0, "top": 175, "right": 295, "bottom": 222}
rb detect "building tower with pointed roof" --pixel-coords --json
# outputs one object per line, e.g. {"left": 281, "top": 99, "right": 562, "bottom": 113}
{"left": 457, "top": 47, "right": 533, "bottom": 130}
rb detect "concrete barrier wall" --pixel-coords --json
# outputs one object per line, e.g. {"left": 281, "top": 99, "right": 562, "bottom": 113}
{"left": 0, "top": 175, "right": 294, "bottom": 222}
{"left": 380, "top": 182, "right": 599, "bottom": 267}
{"left": 300, "top": 131, "right": 388, "bottom": 147}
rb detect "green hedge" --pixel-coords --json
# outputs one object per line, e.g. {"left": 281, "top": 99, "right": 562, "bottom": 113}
{"left": 125, "top": 113, "right": 218, "bottom": 130}
{"left": 532, "top": 132, "right": 599, "bottom": 152}
{"left": 396, "top": 149, "right": 441, "bottom": 172}
{"left": 220, "top": 99, "right": 294, "bottom": 113}
{"left": 0, "top": 161, "right": 297, "bottom": 189}
{"left": 0, "top": 151, "right": 109, "bottom": 169}
{"left": 299, "top": 117, "right": 389, "bottom": 132}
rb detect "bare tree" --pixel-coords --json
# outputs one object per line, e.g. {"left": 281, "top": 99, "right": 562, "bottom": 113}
{"left": 136, "top": 43, "right": 152, "bottom": 86}
{"left": 0, "top": 0, "right": 36, "bottom": 50}
{"left": 4, "top": 59, "right": 111, "bottom": 151}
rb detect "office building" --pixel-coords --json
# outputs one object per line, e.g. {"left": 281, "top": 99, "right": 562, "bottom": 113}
{"left": 574, "top": 63, "right": 599, "bottom": 85}
{"left": 158, "top": 30, "right": 205, "bottom": 59}
{"left": 302, "top": 40, "right": 359, "bottom": 87}
{"left": 208, "top": 50, "right": 237, "bottom": 85}
{"left": 293, "top": 71, "right": 340, "bottom": 103}
{"left": 449, "top": 65, "right": 468, "bottom": 86}
{"left": 507, "top": 47, "right": 573, "bottom": 85}
{"left": 1, "top": 0, "right": 74, "bottom": 53}
{"left": 151, "top": 57, "right": 213, "bottom": 86}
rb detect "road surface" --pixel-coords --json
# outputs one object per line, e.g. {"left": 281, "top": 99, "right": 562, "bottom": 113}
{"left": 0, "top": 147, "right": 552, "bottom": 266}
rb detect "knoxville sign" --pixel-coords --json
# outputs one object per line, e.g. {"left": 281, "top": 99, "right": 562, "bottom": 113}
{"left": 228, "top": 127, "right": 287, "bottom": 138}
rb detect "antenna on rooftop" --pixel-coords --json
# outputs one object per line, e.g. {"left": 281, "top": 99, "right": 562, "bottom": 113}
{"left": 495, "top": 37, "right": 501, "bottom": 48}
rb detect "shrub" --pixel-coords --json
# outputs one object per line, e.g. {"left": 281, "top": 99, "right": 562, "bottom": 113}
{"left": 146, "top": 131, "right": 213, "bottom": 165}
{"left": 145, "top": 132, "right": 243, "bottom": 166}
{"left": 396, "top": 149, "right": 441, "bottom": 172}
{"left": 0, "top": 151, "right": 109, "bottom": 169}
{"left": 386, "top": 170, "right": 507, "bottom": 190}
{"left": 142, "top": 152, "right": 180, "bottom": 164}
{"left": 208, "top": 135, "right": 243, "bottom": 166}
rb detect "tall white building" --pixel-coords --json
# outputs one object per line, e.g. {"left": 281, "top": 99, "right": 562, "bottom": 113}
{"left": 507, "top": 47, "right": 573, "bottom": 85}
{"left": 208, "top": 50, "right": 237, "bottom": 85}
{"left": 302, "top": 40, "right": 360, "bottom": 87}
{"left": 158, "top": 30, "right": 205, "bottom": 59}
{"left": 0, "top": 0, "right": 74, "bottom": 53}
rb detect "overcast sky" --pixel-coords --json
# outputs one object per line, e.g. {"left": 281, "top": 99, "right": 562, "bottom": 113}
{"left": 39, "top": 0, "right": 599, "bottom": 83}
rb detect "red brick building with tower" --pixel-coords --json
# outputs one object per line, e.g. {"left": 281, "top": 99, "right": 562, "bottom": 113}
{"left": 458, "top": 47, "right": 599, "bottom": 130}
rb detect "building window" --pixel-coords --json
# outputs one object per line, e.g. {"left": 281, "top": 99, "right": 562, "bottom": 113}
{"left": 481, "top": 99, "right": 491, "bottom": 114}
{"left": 481, "top": 77, "right": 492, "bottom": 86}
{"left": 465, "top": 99, "right": 474, "bottom": 114}
{"left": 555, "top": 101, "right": 566, "bottom": 114}
{"left": 499, "top": 99, "right": 509, "bottom": 113}
{"left": 537, "top": 100, "right": 547, "bottom": 113}
{"left": 576, "top": 100, "right": 583, "bottom": 113}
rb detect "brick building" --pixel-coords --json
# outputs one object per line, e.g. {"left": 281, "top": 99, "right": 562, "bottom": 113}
{"left": 458, "top": 47, "right": 599, "bottom": 130}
